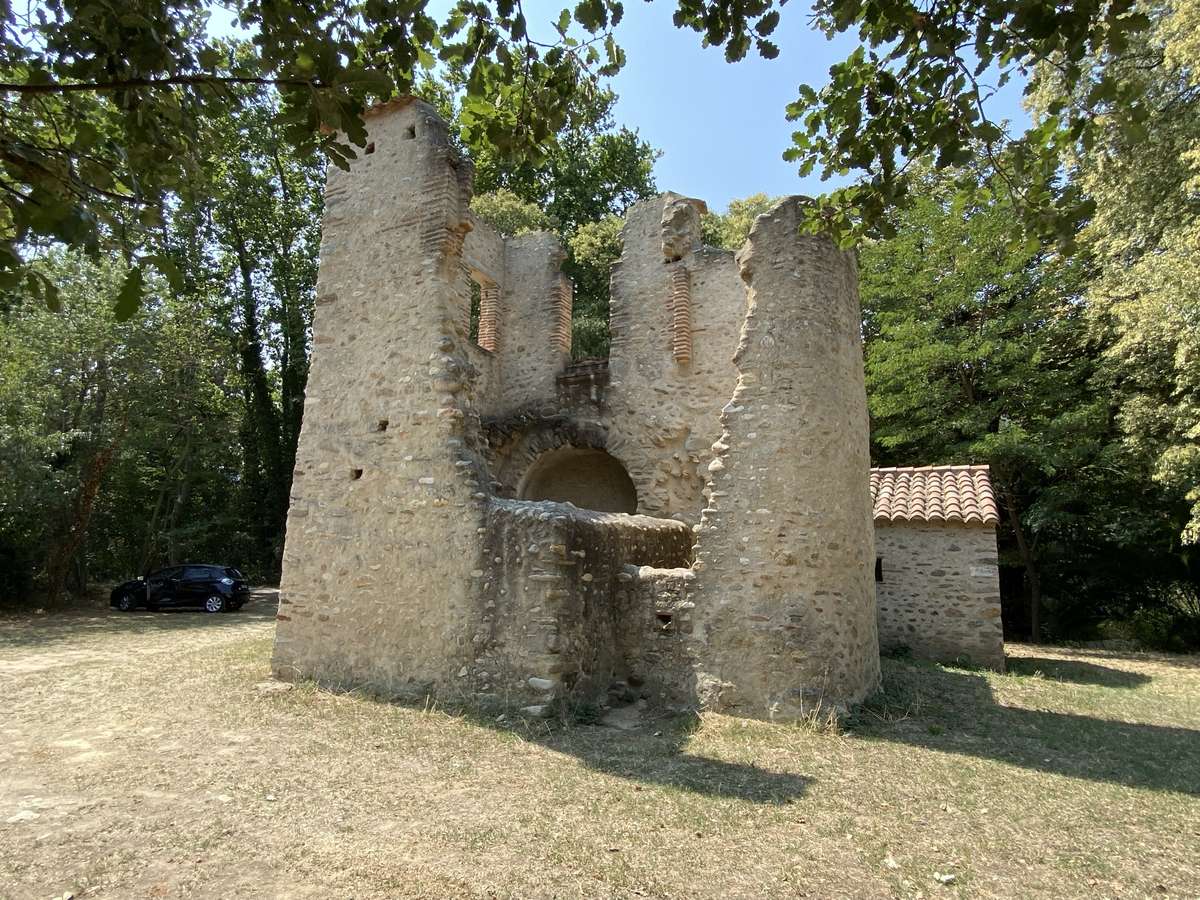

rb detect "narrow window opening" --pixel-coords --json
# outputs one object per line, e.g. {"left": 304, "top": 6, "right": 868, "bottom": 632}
{"left": 351, "top": 468, "right": 364, "bottom": 480}
{"left": 404, "top": 124, "right": 416, "bottom": 139}
{"left": 364, "top": 142, "right": 376, "bottom": 155}
{"left": 376, "top": 419, "right": 389, "bottom": 433}
{"left": 468, "top": 278, "right": 482, "bottom": 344}
{"left": 875, "top": 557, "right": 884, "bottom": 582}
{"left": 655, "top": 612, "right": 673, "bottom": 626}
{"left": 472, "top": 277, "right": 500, "bottom": 352}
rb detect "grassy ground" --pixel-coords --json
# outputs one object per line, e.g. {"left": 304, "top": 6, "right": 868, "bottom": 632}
{"left": 1, "top": 601, "right": 1197, "bottom": 899}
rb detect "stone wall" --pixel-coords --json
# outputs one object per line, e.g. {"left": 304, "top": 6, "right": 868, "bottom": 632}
{"left": 623, "top": 565, "right": 698, "bottom": 708}
{"left": 495, "top": 233, "right": 571, "bottom": 416}
{"left": 688, "top": 198, "right": 881, "bottom": 717}
{"left": 471, "top": 499, "right": 694, "bottom": 712}
{"left": 275, "top": 100, "right": 579, "bottom": 698}
{"left": 875, "top": 522, "right": 1005, "bottom": 670}
{"left": 605, "top": 194, "right": 746, "bottom": 522}
{"left": 274, "top": 99, "right": 491, "bottom": 696}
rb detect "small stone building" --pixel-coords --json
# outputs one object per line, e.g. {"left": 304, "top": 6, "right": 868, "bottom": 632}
{"left": 871, "top": 466, "right": 1005, "bottom": 670}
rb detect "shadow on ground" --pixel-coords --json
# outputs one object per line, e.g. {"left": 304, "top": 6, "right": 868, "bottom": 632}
{"left": 533, "top": 718, "right": 814, "bottom": 804}
{"left": 1005, "top": 656, "right": 1152, "bottom": 688}
{"left": 0, "top": 603, "right": 810, "bottom": 805}
{"left": 332, "top": 687, "right": 814, "bottom": 806}
{"left": 850, "top": 659, "right": 1200, "bottom": 796}
{"left": 0, "top": 592, "right": 278, "bottom": 649}
{"left": 7, "top": 603, "right": 1195, "bottom": 802}
{"left": 299, "top": 647, "right": 1200, "bottom": 803}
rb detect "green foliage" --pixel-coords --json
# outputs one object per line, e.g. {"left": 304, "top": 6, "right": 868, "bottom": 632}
{"left": 1123, "top": 592, "right": 1200, "bottom": 652}
{"left": 565, "top": 215, "right": 625, "bottom": 357}
{"left": 666, "top": 0, "right": 1159, "bottom": 246}
{"left": 1058, "top": 0, "right": 1200, "bottom": 547}
{"left": 447, "top": 81, "right": 657, "bottom": 358}
{"left": 162, "top": 83, "right": 324, "bottom": 571}
{"left": 471, "top": 189, "right": 555, "bottom": 236}
{"left": 0, "top": 252, "right": 244, "bottom": 600}
{"left": 701, "top": 193, "right": 779, "bottom": 250}
{"left": 468, "top": 87, "right": 658, "bottom": 234}
{"left": 861, "top": 162, "right": 1197, "bottom": 642}
{"left": 0, "top": 48, "right": 658, "bottom": 598}
{"left": 1, "top": 78, "right": 323, "bottom": 600}
{"left": 8, "top": 0, "right": 1194, "bottom": 645}
{"left": 1, "top": 0, "right": 1177, "bottom": 291}
{"left": 0, "top": 1, "right": 626, "bottom": 312}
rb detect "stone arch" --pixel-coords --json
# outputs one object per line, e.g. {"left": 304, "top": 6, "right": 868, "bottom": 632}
{"left": 518, "top": 447, "right": 638, "bottom": 514}
{"left": 483, "top": 413, "right": 631, "bottom": 502}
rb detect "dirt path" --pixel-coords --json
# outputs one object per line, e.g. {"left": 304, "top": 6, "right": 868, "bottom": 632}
{"left": 0, "top": 597, "right": 277, "bottom": 678}
{"left": 0, "top": 598, "right": 284, "bottom": 899}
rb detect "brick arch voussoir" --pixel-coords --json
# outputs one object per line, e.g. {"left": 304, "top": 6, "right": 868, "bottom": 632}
{"left": 482, "top": 412, "right": 615, "bottom": 498}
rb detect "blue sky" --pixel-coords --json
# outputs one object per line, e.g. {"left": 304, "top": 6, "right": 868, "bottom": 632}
{"left": 608, "top": 1, "right": 863, "bottom": 210}
{"left": 605, "top": 3, "right": 1030, "bottom": 211}
{"left": 209, "top": 2, "right": 1030, "bottom": 213}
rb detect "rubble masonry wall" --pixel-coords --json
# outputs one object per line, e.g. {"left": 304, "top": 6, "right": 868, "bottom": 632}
{"left": 688, "top": 198, "right": 881, "bottom": 716}
{"left": 875, "top": 523, "right": 1005, "bottom": 670}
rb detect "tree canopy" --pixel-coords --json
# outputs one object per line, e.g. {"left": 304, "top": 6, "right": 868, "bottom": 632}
{"left": 1, "top": 0, "right": 1175, "bottom": 317}
{"left": 0, "top": 43, "right": 660, "bottom": 598}
{"left": 854, "top": 0, "right": 1200, "bottom": 644}
{"left": 0, "top": 0, "right": 626, "bottom": 308}
{"left": 458, "top": 82, "right": 658, "bottom": 358}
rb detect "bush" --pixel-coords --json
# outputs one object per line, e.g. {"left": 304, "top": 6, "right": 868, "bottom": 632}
{"left": 0, "top": 535, "right": 35, "bottom": 604}
{"left": 1102, "top": 590, "right": 1200, "bottom": 652}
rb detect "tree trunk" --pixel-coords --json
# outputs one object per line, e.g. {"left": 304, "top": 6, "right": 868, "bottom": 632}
{"left": 229, "top": 221, "right": 288, "bottom": 562}
{"left": 268, "top": 139, "right": 310, "bottom": 486}
{"left": 44, "top": 442, "right": 119, "bottom": 606}
{"left": 1003, "top": 489, "right": 1042, "bottom": 643}
{"left": 165, "top": 433, "right": 194, "bottom": 566}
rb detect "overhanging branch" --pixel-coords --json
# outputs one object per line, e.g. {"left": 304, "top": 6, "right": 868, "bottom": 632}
{"left": 0, "top": 74, "right": 329, "bottom": 95}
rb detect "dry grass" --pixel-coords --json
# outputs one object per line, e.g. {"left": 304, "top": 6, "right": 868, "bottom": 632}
{"left": 1, "top": 603, "right": 1198, "bottom": 899}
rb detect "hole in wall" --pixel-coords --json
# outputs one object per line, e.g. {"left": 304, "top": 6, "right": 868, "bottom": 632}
{"left": 468, "top": 274, "right": 500, "bottom": 352}
{"left": 405, "top": 124, "right": 416, "bottom": 139}
{"left": 875, "top": 557, "right": 884, "bottom": 582}
{"left": 364, "top": 142, "right": 376, "bottom": 155}
{"left": 376, "top": 419, "right": 389, "bottom": 433}
{"left": 655, "top": 612, "right": 673, "bottom": 626}
{"left": 351, "top": 468, "right": 364, "bottom": 480}
{"left": 468, "top": 278, "right": 482, "bottom": 344}
{"left": 518, "top": 448, "right": 638, "bottom": 514}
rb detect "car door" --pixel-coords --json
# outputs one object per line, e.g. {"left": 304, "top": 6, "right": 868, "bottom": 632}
{"left": 146, "top": 567, "right": 182, "bottom": 606}
{"left": 179, "top": 566, "right": 211, "bottom": 606}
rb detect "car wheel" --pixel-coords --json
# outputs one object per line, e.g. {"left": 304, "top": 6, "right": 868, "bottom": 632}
{"left": 204, "top": 594, "right": 226, "bottom": 614}
{"left": 116, "top": 593, "right": 136, "bottom": 612}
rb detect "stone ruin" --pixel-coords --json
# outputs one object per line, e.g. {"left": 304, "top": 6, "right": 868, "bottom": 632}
{"left": 272, "top": 97, "right": 882, "bottom": 720}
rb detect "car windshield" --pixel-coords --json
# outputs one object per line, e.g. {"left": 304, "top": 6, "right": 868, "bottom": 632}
{"left": 223, "top": 567, "right": 243, "bottom": 579}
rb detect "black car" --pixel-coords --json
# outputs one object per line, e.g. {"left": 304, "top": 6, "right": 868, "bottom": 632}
{"left": 110, "top": 565, "right": 250, "bottom": 613}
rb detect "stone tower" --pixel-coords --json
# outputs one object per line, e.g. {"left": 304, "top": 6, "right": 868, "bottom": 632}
{"left": 688, "top": 200, "right": 881, "bottom": 715}
{"left": 273, "top": 98, "right": 880, "bottom": 717}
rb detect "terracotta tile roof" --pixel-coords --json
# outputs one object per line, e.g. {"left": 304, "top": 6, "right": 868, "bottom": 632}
{"left": 870, "top": 465, "right": 1000, "bottom": 526}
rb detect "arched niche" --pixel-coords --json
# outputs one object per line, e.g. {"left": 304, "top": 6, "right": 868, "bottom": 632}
{"left": 518, "top": 448, "right": 638, "bottom": 514}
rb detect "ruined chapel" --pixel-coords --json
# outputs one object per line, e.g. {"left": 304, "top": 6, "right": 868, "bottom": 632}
{"left": 272, "top": 97, "right": 1004, "bottom": 721}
